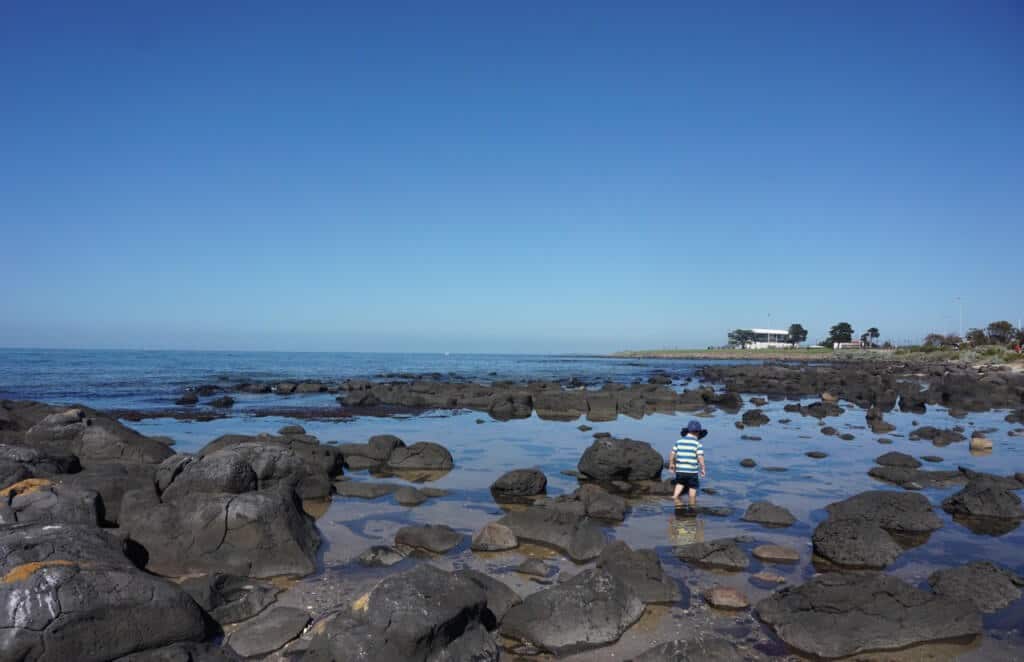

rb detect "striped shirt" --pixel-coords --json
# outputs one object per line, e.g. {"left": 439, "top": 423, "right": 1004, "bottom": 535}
{"left": 672, "top": 436, "right": 704, "bottom": 472}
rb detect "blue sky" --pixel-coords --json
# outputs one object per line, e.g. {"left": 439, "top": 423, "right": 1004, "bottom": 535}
{"left": 2, "top": 2, "right": 1021, "bottom": 353}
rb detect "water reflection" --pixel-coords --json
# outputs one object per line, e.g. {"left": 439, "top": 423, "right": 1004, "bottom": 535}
{"left": 668, "top": 512, "right": 705, "bottom": 546}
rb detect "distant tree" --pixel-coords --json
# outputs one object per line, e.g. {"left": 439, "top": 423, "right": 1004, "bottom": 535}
{"left": 944, "top": 333, "right": 962, "bottom": 347}
{"left": 922, "top": 333, "right": 945, "bottom": 348}
{"left": 827, "top": 322, "right": 854, "bottom": 345}
{"left": 867, "top": 327, "right": 880, "bottom": 343}
{"left": 965, "top": 328, "right": 988, "bottom": 346}
{"left": 786, "top": 323, "right": 808, "bottom": 346}
{"left": 728, "top": 329, "right": 756, "bottom": 349}
{"left": 986, "top": 320, "right": 1015, "bottom": 346}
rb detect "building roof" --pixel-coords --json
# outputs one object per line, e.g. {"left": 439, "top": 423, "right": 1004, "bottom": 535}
{"left": 750, "top": 328, "right": 789, "bottom": 335}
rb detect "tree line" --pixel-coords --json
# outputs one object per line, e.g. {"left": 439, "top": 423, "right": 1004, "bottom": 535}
{"left": 922, "top": 321, "right": 1024, "bottom": 349}
{"left": 726, "top": 322, "right": 883, "bottom": 349}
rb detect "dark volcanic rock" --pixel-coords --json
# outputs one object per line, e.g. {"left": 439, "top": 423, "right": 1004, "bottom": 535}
{"left": 226, "top": 606, "right": 309, "bottom": 658}
{"left": 942, "top": 481, "right": 1024, "bottom": 525}
{"left": 806, "top": 451, "right": 828, "bottom": 459}
{"left": 875, "top": 451, "right": 921, "bottom": 468}
{"left": 386, "top": 441, "right": 454, "bottom": 470}
{"left": 393, "top": 485, "right": 428, "bottom": 506}
{"left": 498, "top": 506, "right": 607, "bottom": 562}
{"left": 631, "top": 636, "right": 743, "bottom": 662}
{"left": 674, "top": 538, "right": 748, "bottom": 571}
{"left": 502, "top": 568, "right": 644, "bottom": 655}
{"left": 471, "top": 522, "right": 518, "bottom": 551}
{"left": 0, "top": 523, "right": 206, "bottom": 662}
{"left": 454, "top": 569, "right": 522, "bottom": 626}
{"left": 739, "top": 458, "right": 756, "bottom": 468}
{"left": 909, "top": 426, "right": 966, "bottom": 446}
{"left": 58, "top": 461, "right": 159, "bottom": 525}
{"left": 0, "top": 444, "right": 80, "bottom": 490}
{"left": 394, "top": 524, "right": 463, "bottom": 553}
{"left": 334, "top": 481, "right": 400, "bottom": 499}
{"left": 741, "top": 409, "right": 769, "bottom": 427}
{"left": 578, "top": 437, "right": 663, "bottom": 481}
{"left": 812, "top": 519, "right": 903, "bottom": 569}
{"left": 180, "top": 573, "right": 280, "bottom": 625}
{"left": 120, "top": 486, "right": 319, "bottom": 578}
{"left": 868, "top": 465, "right": 965, "bottom": 490}
{"left": 160, "top": 450, "right": 257, "bottom": 501}
{"left": 824, "top": 490, "right": 942, "bottom": 534}
{"left": 490, "top": 468, "right": 547, "bottom": 502}
{"left": 23, "top": 405, "right": 173, "bottom": 464}
{"left": 209, "top": 396, "right": 234, "bottom": 408}
{"left": 356, "top": 545, "right": 406, "bottom": 567}
{"left": 596, "top": 540, "right": 682, "bottom": 605}
{"left": 115, "top": 642, "right": 241, "bottom": 661}
{"left": 741, "top": 501, "right": 796, "bottom": 527}
{"left": 0, "top": 478, "right": 99, "bottom": 526}
{"left": 755, "top": 572, "right": 982, "bottom": 659}
{"left": 928, "top": 561, "right": 1024, "bottom": 613}
{"left": 305, "top": 565, "right": 497, "bottom": 661}
{"left": 197, "top": 433, "right": 342, "bottom": 499}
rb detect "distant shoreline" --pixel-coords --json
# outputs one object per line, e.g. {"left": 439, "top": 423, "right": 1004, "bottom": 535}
{"left": 609, "top": 347, "right": 870, "bottom": 362}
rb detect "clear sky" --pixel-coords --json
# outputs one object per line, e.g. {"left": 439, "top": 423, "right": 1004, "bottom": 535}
{"left": 2, "top": 2, "right": 1021, "bottom": 353}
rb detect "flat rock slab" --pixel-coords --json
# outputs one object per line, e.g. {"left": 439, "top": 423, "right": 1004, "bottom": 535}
{"left": 876, "top": 451, "right": 921, "bottom": 468}
{"left": 929, "top": 561, "right": 1024, "bottom": 613}
{"left": 395, "top": 524, "right": 463, "bottom": 553}
{"left": 227, "top": 606, "right": 310, "bottom": 658}
{"left": 180, "top": 573, "right": 281, "bottom": 625}
{"left": 490, "top": 468, "right": 547, "bottom": 502}
{"left": 516, "top": 558, "right": 553, "bottom": 577}
{"left": 703, "top": 586, "right": 749, "bottom": 610}
{"left": 752, "top": 544, "right": 800, "bottom": 563}
{"left": 356, "top": 545, "right": 406, "bottom": 567}
{"left": 741, "top": 501, "right": 796, "bottom": 528}
{"left": 597, "top": 540, "right": 683, "bottom": 605}
{"left": 675, "top": 538, "right": 748, "bottom": 571}
{"left": 631, "top": 636, "right": 743, "bottom": 662}
{"left": 334, "top": 481, "right": 401, "bottom": 499}
{"left": 812, "top": 519, "right": 903, "bottom": 569}
{"left": 393, "top": 486, "right": 428, "bottom": 506}
{"left": 942, "top": 481, "right": 1024, "bottom": 522}
{"left": 756, "top": 572, "right": 982, "bottom": 659}
{"left": 501, "top": 568, "right": 644, "bottom": 655}
{"left": 824, "top": 490, "right": 942, "bottom": 534}
{"left": 498, "top": 506, "right": 607, "bottom": 562}
{"left": 806, "top": 451, "right": 828, "bottom": 459}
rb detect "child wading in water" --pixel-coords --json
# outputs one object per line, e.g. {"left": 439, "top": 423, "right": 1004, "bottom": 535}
{"left": 670, "top": 420, "right": 707, "bottom": 508}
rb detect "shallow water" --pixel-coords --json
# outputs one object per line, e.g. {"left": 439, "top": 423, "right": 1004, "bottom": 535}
{"left": 126, "top": 393, "right": 1024, "bottom": 660}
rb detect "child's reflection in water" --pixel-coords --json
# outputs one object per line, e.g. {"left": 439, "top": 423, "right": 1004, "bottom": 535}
{"left": 668, "top": 510, "right": 705, "bottom": 546}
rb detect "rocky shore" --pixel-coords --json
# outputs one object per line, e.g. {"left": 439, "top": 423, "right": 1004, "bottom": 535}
{"left": 0, "top": 359, "right": 1022, "bottom": 660}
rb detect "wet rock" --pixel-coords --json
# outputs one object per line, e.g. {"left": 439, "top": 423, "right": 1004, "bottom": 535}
{"left": 180, "top": 573, "right": 280, "bottom": 625}
{"left": 928, "top": 561, "right": 1024, "bottom": 613}
{"left": 752, "top": 544, "right": 800, "bottom": 563}
{"left": 875, "top": 451, "right": 921, "bottom": 468}
{"left": 739, "top": 458, "right": 756, "bottom": 468}
{"left": 741, "top": 501, "right": 796, "bottom": 528}
{"left": 209, "top": 396, "right": 234, "bottom": 408}
{"left": 577, "top": 424, "right": 592, "bottom": 432}
{"left": 703, "top": 586, "right": 749, "bottom": 610}
{"left": 356, "top": 545, "right": 407, "bottom": 567}
{"left": 543, "top": 483, "right": 627, "bottom": 522}
{"left": 115, "top": 642, "right": 241, "bottom": 661}
{"left": 227, "top": 606, "right": 309, "bottom": 658}
{"left": 454, "top": 569, "right": 521, "bottom": 625}
{"left": 516, "top": 558, "right": 551, "bottom": 577}
{"left": 120, "top": 486, "right": 319, "bottom": 578}
{"left": 806, "top": 451, "right": 828, "bottom": 459}
{"left": 386, "top": 441, "right": 454, "bottom": 470}
{"left": 334, "top": 481, "right": 400, "bottom": 499}
{"left": 596, "top": 540, "right": 682, "bottom": 605}
{"left": 533, "top": 389, "right": 586, "bottom": 420}
{"left": 471, "top": 522, "right": 518, "bottom": 551}
{"left": 278, "top": 424, "right": 306, "bottom": 435}
{"left": 741, "top": 409, "right": 769, "bottom": 427}
{"left": 755, "top": 572, "right": 982, "bottom": 659}
{"left": 394, "top": 486, "right": 428, "bottom": 506}
{"left": 0, "top": 523, "right": 206, "bottom": 662}
{"left": 498, "top": 506, "right": 607, "bottom": 562}
{"left": 942, "top": 481, "right": 1024, "bottom": 523}
{"left": 394, "top": 524, "right": 463, "bottom": 553}
{"left": 24, "top": 406, "right": 174, "bottom": 464}
{"left": 838, "top": 433, "right": 855, "bottom": 441}
{"left": 825, "top": 490, "right": 942, "bottom": 534}
{"left": 877, "top": 437, "right": 893, "bottom": 444}
{"left": 740, "top": 434, "right": 761, "bottom": 441}
{"left": 295, "top": 382, "right": 326, "bottom": 394}
{"left": 630, "top": 636, "right": 743, "bottom": 662}
{"left": 502, "top": 568, "right": 644, "bottom": 655}
{"left": 276, "top": 382, "right": 297, "bottom": 395}
{"left": 674, "top": 538, "right": 748, "bottom": 571}
{"left": 160, "top": 450, "right": 257, "bottom": 501}
{"left": 866, "top": 406, "right": 896, "bottom": 433}
{"left": 751, "top": 571, "right": 788, "bottom": 585}
{"left": 909, "top": 426, "right": 965, "bottom": 446}
{"left": 821, "top": 426, "right": 837, "bottom": 436}
{"left": 305, "top": 565, "right": 496, "bottom": 661}
{"left": 578, "top": 437, "right": 663, "bottom": 481}
{"left": 921, "top": 455, "right": 944, "bottom": 463}
{"left": 868, "top": 465, "right": 964, "bottom": 490}
{"left": 198, "top": 434, "right": 342, "bottom": 499}
{"left": 490, "top": 468, "right": 547, "bottom": 502}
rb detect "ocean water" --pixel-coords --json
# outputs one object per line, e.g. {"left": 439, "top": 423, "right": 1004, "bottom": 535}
{"left": 0, "top": 348, "right": 731, "bottom": 411}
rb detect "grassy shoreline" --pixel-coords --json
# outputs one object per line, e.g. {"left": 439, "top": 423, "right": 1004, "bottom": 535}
{"left": 610, "top": 347, "right": 1024, "bottom": 365}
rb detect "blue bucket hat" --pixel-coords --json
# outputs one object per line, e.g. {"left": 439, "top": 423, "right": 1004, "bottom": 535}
{"left": 682, "top": 420, "right": 708, "bottom": 439}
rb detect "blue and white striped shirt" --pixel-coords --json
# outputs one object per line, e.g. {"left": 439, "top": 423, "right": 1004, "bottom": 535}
{"left": 672, "top": 435, "right": 704, "bottom": 473}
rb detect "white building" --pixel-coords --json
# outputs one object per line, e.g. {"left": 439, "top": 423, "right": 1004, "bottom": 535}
{"left": 748, "top": 328, "right": 792, "bottom": 349}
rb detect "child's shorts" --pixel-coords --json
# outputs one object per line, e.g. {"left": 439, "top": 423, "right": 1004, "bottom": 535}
{"left": 673, "top": 472, "right": 700, "bottom": 490}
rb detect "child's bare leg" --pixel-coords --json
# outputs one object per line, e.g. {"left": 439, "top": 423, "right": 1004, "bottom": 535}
{"left": 672, "top": 483, "right": 683, "bottom": 503}
{"left": 687, "top": 487, "right": 697, "bottom": 507}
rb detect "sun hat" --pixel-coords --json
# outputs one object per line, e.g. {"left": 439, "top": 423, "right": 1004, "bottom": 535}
{"left": 682, "top": 420, "right": 708, "bottom": 439}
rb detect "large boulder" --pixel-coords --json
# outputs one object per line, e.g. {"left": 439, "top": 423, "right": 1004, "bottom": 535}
{"left": 0, "top": 478, "right": 99, "bottom": 526}
{"left": 198, "top": 433, "right": 342, "bottom": 499}
{"left": 596, "top": 541, "right": 683, "bottom": 605}
{"left": 755, "top": 572, "right": 982, "bottom": 659}
{"left": 0, "top": 443, "right": 80, "bottom": 490}
{"left": 0, "top": 523, "right": 206, "bottom": 662}
{"left": 578, "top": 437, "right": 663, "bottom": 481}
{"left": 471, "top": 522, "right": 518, "bottom": 552}
{"left": 57, "top": 461, "right": 159, "bottom": 525}
{"left": 908, "top": 426, "right": 965, "bottom": 446}
{"left": 533, "top": 390, "right": 586, "bottom": 420}
{"left": 454, "top": 569, "right": 522, "bottom": 626}
{"left": 741, "top": 501, "right": 796, "bottom": 528}
{"left": 498, "top": 506, "right": 607, "bottom": 562}
{"left": 490, "top": 468, "right": 547, "bottom": 502}
{"left": 160, "top": 450, "right": 257, "bottom": 501}
{"left": 23, "top": 406, "right": 173, "bottom": 464}
{"left": 942, "top": 481, "right": 1024, "bottom": 521}
{"left": 501, "top": 568, "right": 644, "bottom": 654}
{"left": 304, "top": 565, "right": 497, "bottom": 661}
{"left": 812, "top": 519, "right": 903, "bottom": 569}
{"left": 386, "top": 442, "right": 454, "bottom": 471}
{"left": 928, "top": 561, "right": 1024, "bottom": 613}
{"left": 823, "top": 490, "right": 942, "bottom": 534}
{"left": 226, "top": 606, "right": 309, "bottom": 658}
{"left": 120, "top": 486, "right": 319, "bottom": 578}
{"left": 180, "top": 573, "right": 281, "bottom": 625}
